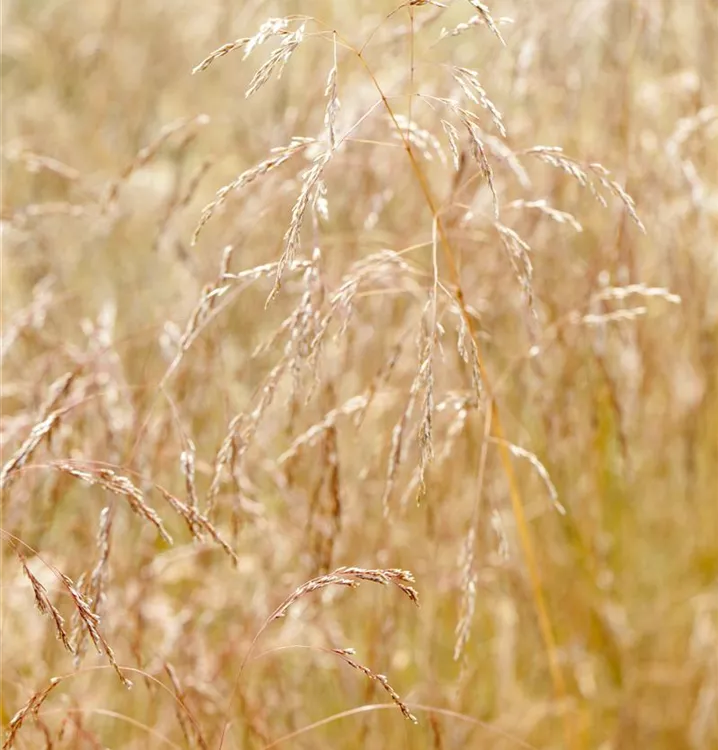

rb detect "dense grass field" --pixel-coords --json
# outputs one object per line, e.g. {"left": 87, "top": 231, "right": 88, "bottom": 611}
{"left": 2, "top": 1, "right": 717, "bottom": 748}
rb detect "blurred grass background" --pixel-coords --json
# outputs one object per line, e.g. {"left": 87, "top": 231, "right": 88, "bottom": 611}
{"left": 2, "top": 1, "right": 717, "bottom": 748}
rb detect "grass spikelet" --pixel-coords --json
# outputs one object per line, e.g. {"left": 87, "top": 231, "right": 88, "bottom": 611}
{"left": 70, "top": 505, "right": 114, "bottom": 663}
{"left": 52, "top": 462, "right": 173, "bottom": 545}
{"left": 450, "top": 67, "right": 506, "bottom": 137}
{"left": 245, "top": 23, "right": 306, "bottom": 98}
{"left": 206, "top": 358, "right": 286, "bottom": 515}
{"left": 526, "top": 147, "right": 646, "bottom": 231}
{"left": 1, "top": 412, "right": 61, "bottom": 492}
{"left": 506, "top": 199, "right": 583, "bottom": 232}
{"left": 3, "top": 677, "right": 63, "bottom": 750}
{"left": 269, "top": 149, "right": 331, "bottom": 304}
{"left": 495, "top": 222, "right": 535, "bottom": 316}
{"left": 58, "top": 568, "right": 131, "bottom": 687}
{"left": 1, "top": 372, "right": 76, "bottom": 492}
{"left": 331, "top": 648, "right": 418, "bottom": 723}
{"left": 180, "top": 438, "right": 199, "bottom": 510}
{"left": 156, "top": 486, "right": 238, "bottom": 564}
{"left": 441, "top": 119, "right": 462, "bottom": 170}
{"left": 268, "top": 567, "right": 419, "bottom": 626}
{"left": 469, "top": 127, "right": 499, "bottom": 219}
{"left": 20, "top": 554, "right": 73, "bottom": 653}
{"left": 467, "top": 1, "right": 507, "bottom": 46}
{"left": 161, "top": 244, "right": 236, "bottom": 386}
{"left": 192, "top": 138, "right": 314, "bottom": 245}
{"left": 440, "top": 12, "right": 513, "bottom": 41}
{"left": 324, "top": 33, "right": 340, "bottom": 150}
{"left": 192, "top": 17, "right": 296, "bottom": 76}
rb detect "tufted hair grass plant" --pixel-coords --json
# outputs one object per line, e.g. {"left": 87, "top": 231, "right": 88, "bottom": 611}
{"left": 2, "top": 2, "right": 717, "bottom": 749}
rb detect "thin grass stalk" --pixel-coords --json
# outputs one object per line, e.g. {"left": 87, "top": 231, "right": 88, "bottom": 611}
{"left": 350, "top": 41, "right": 573, "bottom": 747}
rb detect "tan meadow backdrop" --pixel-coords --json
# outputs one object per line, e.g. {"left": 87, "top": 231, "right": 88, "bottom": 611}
{"left": 2, "top": 1, "right": 717, "bottom": 748}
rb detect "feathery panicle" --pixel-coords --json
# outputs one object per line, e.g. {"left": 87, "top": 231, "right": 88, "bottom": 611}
{"left": 269, "top": 150, "right": 331, "bottom": 305}
{"left": 245, "top": 23, "right": 306, "bottom": 98}
{"left": 526, "top": 147, "right": 646, "bottom": 231}
{"left": 451, "top": 67, "right": 506, "bottom": 137}
{"left": 192, "top": 17, "right": 292, "bottom": 74}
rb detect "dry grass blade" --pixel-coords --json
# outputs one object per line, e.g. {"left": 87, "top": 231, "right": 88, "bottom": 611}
{"left": 164, "top": 663, "right": 210, "bottom": 750}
